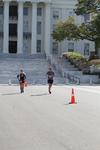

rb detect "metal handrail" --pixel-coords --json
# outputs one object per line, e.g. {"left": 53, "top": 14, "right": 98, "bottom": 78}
{"left": 64, "top": 73, "right": 80, "bottom": 84}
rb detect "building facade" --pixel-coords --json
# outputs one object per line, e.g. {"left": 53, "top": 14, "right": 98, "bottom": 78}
{"left": 0, "top": 0, "right": 94, "bottom": 57}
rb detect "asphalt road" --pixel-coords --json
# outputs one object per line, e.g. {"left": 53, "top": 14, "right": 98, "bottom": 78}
{"left": 0, "top": 85, "right": 100, "bottom": 150}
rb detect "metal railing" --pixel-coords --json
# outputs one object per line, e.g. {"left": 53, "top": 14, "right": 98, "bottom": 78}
{"left": 47, "top": 55, "right": 80, "bottom": 84}
{"left": 64, "top": 72, "right": 80, "bottom": 84}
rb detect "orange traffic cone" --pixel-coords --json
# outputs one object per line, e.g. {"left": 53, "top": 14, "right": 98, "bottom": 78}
{"left": 69, "top": 88, "right": 77, "bottom": 104}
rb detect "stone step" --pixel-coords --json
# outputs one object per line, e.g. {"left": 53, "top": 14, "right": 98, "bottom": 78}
{"left": 0, "top": 53, "right": 46, "bottom": 59}
{"left": 59, "top": 58, "right": 99, "bottom": 84}
{"left": 64, "top": 73, "right": 99, "bottom": 84}
{"left": 0, "top": 57, "right": 65, "bottom": 84}
{"left": 62, "top": 67, "right": 79, "bottom": 72}
{"left": 63, "top": 71, "right": 82, "bottom": 77}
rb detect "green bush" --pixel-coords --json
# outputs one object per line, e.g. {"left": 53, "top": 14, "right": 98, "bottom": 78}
{"left": 63, "top": 52, "right": 100, "bottom": 73}
{"left": 63, "top": 52, "right": 89, "bottom": 70}
{"left": 63, "top": 52, "right": 87, "bottom": 63}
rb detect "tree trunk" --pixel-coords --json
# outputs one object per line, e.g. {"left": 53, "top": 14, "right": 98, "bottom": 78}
{"left": 95, "top": 39, "right": 100, "bottom": 58}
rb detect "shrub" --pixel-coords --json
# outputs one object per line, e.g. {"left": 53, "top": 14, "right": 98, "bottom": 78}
{"left": 63, "top": 52, "right": 90, "bottom": 70}
{"left": 63, "top": 52, "right": 87, "bottom": 63}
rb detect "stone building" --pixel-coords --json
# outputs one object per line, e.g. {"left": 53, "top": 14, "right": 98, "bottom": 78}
{"left": 0, "top": 0, "right": 94, "bottom": 57}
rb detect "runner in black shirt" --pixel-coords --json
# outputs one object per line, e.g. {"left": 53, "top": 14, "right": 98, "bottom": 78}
{"left": 17, "top": 69, "right": 26, "bottom": 93}
{"left": 47, "top": 67, "right": 54, "bottom": 94}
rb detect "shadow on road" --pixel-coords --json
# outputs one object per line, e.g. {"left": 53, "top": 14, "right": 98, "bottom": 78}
{"left": 2, "top": 92, "right": 20, "bottom": 96}
{"left": 64, "top": 102, "right": 78, "bottom": 106}
{"left": 31, "top": 93, "right": 49, "bottom": 96}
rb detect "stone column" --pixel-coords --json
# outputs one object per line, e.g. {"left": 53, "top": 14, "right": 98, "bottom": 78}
{"left": 44, "top": 3, "right": 51, "bottom": 57}
{"left": 17, "top": 2, "right": 23, "bottom": 54}
{"left": 3, "top": 1, "right": 9, "bottom": 54}
{"left": 31, "top": 2, "right": 37, "bottom": 54}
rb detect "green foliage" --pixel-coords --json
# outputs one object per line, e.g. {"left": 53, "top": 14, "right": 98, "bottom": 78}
{"left": 78, "top": 22, "right": 97, "bottom": 41}
{"left": 52, "top": 18, "right": 98, "bottom": 42}
{"left": 75, "top": 0, "right": 100, "bottom": 15}
{"left": 52, "top": 0, "right": 100, "bottom": 55}
{"left": 63, "top": 52, "right": 89, "bottom": 70}
{"left": 52, "top": 18, "right": 79, "bottom": 41}
{"left": 63, "top": 52, "right": 100, "bottom": 71}
{"left": 92, "top": 14, "right": 100, "bottom": 40}
{"left": 63, "top": 52, "right": 100, "bottom": 68}
{"left": 75, "top": 0, "right": 100, "bottom": 42}
{"left": 63, "top": 52, "right": 86, "bottom": 62}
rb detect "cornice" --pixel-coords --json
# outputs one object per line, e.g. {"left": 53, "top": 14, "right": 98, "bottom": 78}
{"left": 2, "top": 0, "right": 51, "bottom": 2}
{"left": 2, "top": 0, "right": 76, "bottom": 3}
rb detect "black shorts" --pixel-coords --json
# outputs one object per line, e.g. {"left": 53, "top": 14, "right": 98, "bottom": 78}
{"left": 48, "top": 79, "right": 53, "bottom": 84}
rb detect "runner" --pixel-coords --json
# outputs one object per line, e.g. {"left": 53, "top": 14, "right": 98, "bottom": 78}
{"left": 47, "top": 67, "right": 54, "bottom": 94}
{"left": 17, "top": 69, "right": 26, "bottom": 93}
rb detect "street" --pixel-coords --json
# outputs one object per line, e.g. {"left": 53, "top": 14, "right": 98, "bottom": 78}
{"left": 0, "top": 85, "right": 100, "bottom": 150}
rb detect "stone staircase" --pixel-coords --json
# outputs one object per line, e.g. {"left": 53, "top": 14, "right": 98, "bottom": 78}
{"left": 0, "top": 55, "right": 99, "bottom": 85}
{"left": 0, "top": 56, "right": 65, "bottom": 85}
{"left": 49, "top": 56, "right": 99, "bottom": 84}
{"left": 62, "top": 59, "right": 99, "bottom": 84}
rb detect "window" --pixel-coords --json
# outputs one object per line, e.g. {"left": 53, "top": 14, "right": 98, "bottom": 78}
{"left": 9, "top": 24, "right": 17, "bottom": 36}
{"left": 37, "top": 40, "right": 41, "bottom": 52}
{"left": 9, "top": 6, "right": 18, "bottom": 17}
{"left": 0, "top": 6, "right": 3, "bottom": 15}
{"left": 53, "top": 24, "right": 56, "bottom": 31}
{"left": 23, "top": 7, "right": 28, "bottom": 16}
{"left": 37, "top": 22, "right": 41, "bottom": 34}
{"left": 37, "top": 8, "right": 42, "bottom": 16}
{"left": 68, "top": 43, "right": 74, "bottom": 52}
{"left": 52, "top": 42, "right": 58, "bottom": 54}
{"left": 68, "top": 11, "right": 74, "bottom": 17}
{"left": 53, "top": 10, "right": 59, "bottom": 19}
{"left": 84, "top": 43, "right": 89, "bottom": 55}
{"left": 24, "top": 35, "right": 28, "bottom": 40}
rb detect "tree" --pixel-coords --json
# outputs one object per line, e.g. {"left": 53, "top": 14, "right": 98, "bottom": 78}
{"left": 75, "top": 0, "right": 100, "bottom": 15}
{"left": 52, "top": 17, "right": 79, "bottom": 41}
{"left": 52, "top": 0, "right": 100, "bottom": 56}
{"left": 75, "top": 0, "right": 100, "bottom": 54}
{"left": 52, "top": 18, "right": 98, "bottom": 42}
